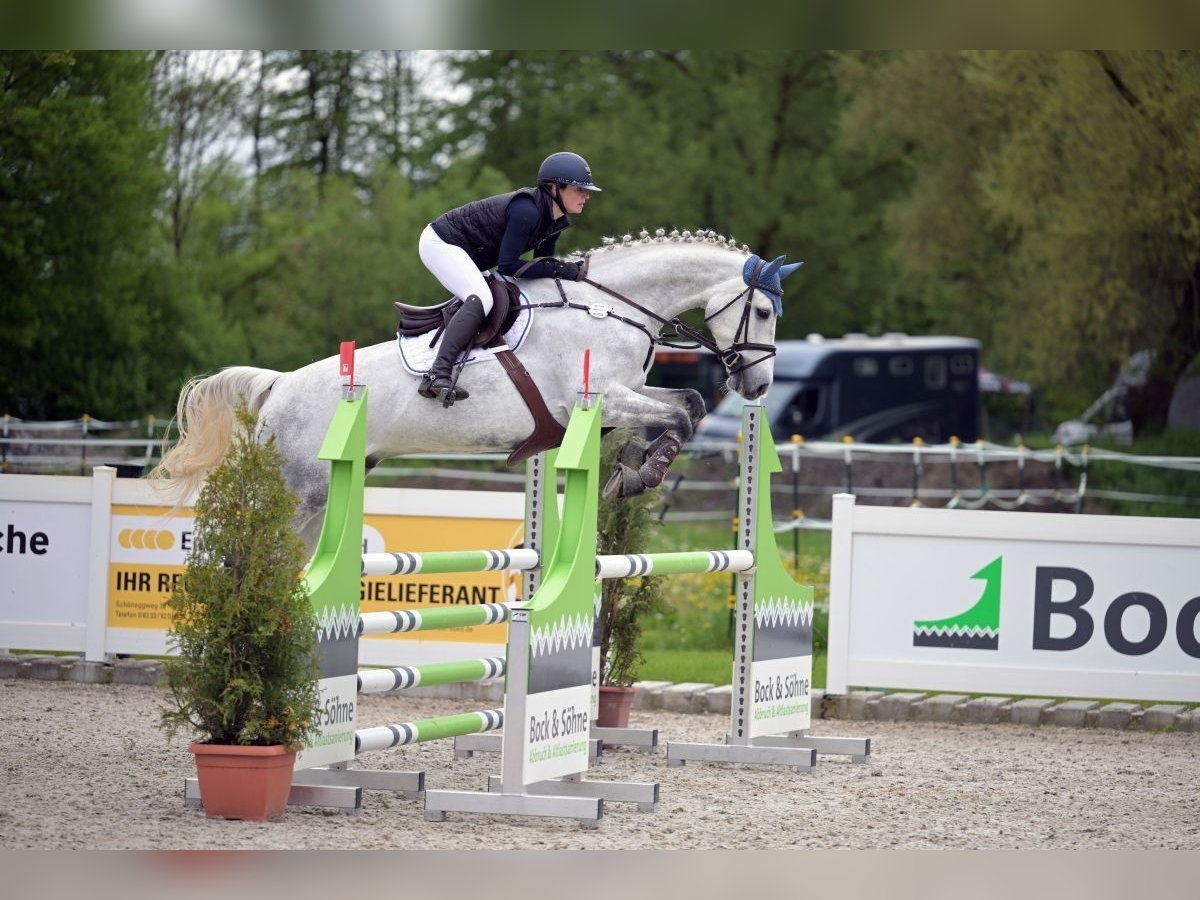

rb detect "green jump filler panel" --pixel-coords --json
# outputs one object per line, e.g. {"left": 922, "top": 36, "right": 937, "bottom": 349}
{"left": 737, "top": 406, "right": 815, "bottom": 740}
{"left": 515, "top": 396, "right": 601, "bottom": 785}
{"left": 299, "top": 386, "right": 369, "bottom": 770}
{"left": 665, "top": 404, "right": 870, "bottom": 770}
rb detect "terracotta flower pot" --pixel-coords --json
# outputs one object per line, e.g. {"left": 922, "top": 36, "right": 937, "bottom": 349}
{"left": 596, "top": 685, "right": 637, "bottom": 728}
{"left": 189, "top": 742, "right": 296, "bottom": 821}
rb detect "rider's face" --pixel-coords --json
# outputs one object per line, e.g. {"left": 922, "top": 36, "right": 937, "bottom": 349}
{"left": 558, "top": 185, "right": 590, "bottom": 215}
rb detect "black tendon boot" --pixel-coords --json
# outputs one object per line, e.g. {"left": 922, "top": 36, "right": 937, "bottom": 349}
{"left": 636, "top": 433, "right": 682, "bottom": 488}
{"left": 418, "top": 294, "right": 487, "bottom": 404}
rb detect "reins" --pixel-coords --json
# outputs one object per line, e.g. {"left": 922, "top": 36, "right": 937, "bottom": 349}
{"left": 509, "top": 256, "right": 779, "bottom": 376}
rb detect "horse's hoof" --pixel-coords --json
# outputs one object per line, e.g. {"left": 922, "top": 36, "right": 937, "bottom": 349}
{"left": 602, "top": 464, "right": 645, "bottom": 500}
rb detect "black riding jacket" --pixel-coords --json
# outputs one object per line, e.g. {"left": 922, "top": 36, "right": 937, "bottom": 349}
{"left": 431, "top": 185, "right": 569, "bottom": 279}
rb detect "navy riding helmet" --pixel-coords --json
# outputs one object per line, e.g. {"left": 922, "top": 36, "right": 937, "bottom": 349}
{"left": 538, "top": 151, "right": 602, "bottom": 192}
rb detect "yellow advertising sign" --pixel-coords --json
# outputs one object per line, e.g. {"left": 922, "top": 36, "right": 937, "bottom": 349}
{"left": 108, "top": 504, "right": 192, "bottom": 630}
{"left": 105, "top": 503, "right": 525, "bottom": 639}
{"left": 361, "top": 513, "right": 525, "bottom": 644}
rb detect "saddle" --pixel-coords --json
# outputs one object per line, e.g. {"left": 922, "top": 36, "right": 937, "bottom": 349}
{"left": 394, "top": 275, "right": 522, "bottom": 349}
{"left": 393, "top": 274, "right": 565, "bottom": 466}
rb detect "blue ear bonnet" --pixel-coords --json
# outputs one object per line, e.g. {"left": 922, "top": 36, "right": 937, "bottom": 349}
{"left": 742, "top": 254, "right": 803, "bottom": 317}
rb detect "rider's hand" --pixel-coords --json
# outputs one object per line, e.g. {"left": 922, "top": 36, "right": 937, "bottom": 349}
{"left": 554, "top": 260, "right": 582, "bottom": 281}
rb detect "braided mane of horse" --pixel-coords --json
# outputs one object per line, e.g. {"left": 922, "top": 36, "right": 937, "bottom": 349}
{"left": 571, "top": 228, "right": 752, "bottom": 259}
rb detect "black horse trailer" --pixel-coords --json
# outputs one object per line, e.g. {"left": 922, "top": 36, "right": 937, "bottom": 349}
{"left": 691, "top": 334, "right": 981, "bottom": 444}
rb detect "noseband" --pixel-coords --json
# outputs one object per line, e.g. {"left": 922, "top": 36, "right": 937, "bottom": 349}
{"left": 699, "top": 257, "right": 779, "bottom": 377}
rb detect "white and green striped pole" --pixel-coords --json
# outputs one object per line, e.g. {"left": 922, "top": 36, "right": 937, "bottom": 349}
{"left": 358, "top": 601, "right": 513, "bottom": 637}
{"left": 356, "top": 709, "right": 504, "bottom": 753}
{"left": 595, "top": 549, "right": 754, "bottom": 579}
{"left": 357, "top": 657, "right": 505, "bottom": 693}
{"left": 362, "top": 548, "right": 539, "bottom": 576}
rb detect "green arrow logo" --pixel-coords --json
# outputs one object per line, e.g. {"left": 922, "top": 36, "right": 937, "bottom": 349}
{"left": 913, "top": 556, "right": 1002, "bottom": 650}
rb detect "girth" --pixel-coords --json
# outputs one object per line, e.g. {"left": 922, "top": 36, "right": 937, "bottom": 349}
{"left": 495, "top": 350, "right": 566, "bottom": 465}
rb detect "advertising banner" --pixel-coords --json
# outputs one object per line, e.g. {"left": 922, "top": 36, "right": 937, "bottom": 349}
{"left": 1, "top": 471, "right": 525, "bottom": 663}
{"left": 0, "top": 493, "right": 91, "bottom": 648}
{"left": 107, "top": 504, "right": 193, "bottom": 631}
{"left": 829, "top": 496, "right": 1200, "bottom": 702}
{"left": 359, "top": 511, "right": 524, "bottom": 644}
{"left": 356, "top": 487, "right": 524, "bottom": 666}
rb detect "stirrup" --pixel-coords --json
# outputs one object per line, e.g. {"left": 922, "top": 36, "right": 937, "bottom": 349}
{"left": 418, "top": 374, "right": 470, "bottom": 405}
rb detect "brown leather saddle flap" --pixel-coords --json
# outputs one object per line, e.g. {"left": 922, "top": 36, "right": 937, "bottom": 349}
{"left": 395, "top": 277, "right": 521, "bottom": 349}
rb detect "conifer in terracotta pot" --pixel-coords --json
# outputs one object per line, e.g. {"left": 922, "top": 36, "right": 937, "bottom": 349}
{"left": 596, "top": 430, "right": 664, "bottom": 727}
{"left": 159, "top": 404, "right": 320, "bottom": 821}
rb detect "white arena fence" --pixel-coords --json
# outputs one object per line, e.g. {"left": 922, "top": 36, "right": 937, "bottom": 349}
{"left": 0, "top": 468, "right": 525, "bottom": 665}
{"left": 5, "top": 423, "right": 1199, "bottom": 519}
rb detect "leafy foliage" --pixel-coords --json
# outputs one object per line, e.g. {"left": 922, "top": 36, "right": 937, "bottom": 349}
{"left": 5, "top": 50, "right": 1199, "bottom": 440}
{"left": 838, "top": 50, "right": 1200, "bottom": 427}
{"left": 160, "top": 404, "right": 319, "bottom": 748}
{"left": 444, "top": 51, "right": 901, "bottom": 337}
{"left": 0, "top": 51, "right": 176, "bottom": 418}
{"left": 596, "top": 430, "right": 664, "bottom": 686}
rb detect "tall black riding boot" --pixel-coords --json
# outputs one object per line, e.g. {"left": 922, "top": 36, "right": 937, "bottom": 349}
{"left": 418, "top": 294, "right": 487, "bottom": 403}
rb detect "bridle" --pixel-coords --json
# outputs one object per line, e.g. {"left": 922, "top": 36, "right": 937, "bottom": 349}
{"left": 515, "top": 256, "right": 779, "bottom": 376}
{"left": 697, "top": 257, "right": 781, "bottom": 376}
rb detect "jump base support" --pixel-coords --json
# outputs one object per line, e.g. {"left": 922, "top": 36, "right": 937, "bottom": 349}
{"left": 454, "top": 733, "right": 604, "bottom": 762}
{"left": 184, "top": 777, "right": 364, "bottom": 814}
{"left": 423, "top": 789, "right": 603, "bottom": 828}
{"left": 664, "top": 741, "right": 817, "bottom": 773}
{"left": 293, "top": 765, "right": 425, "bottom": 799}
{"left": 486, "top": 773, "right": 659, "bottom": 812}
{"left": 591, "top": 724, "right": 659, "bottom": 753}
{"left": 750, "top": 732, "right": 871, "bottom": 762}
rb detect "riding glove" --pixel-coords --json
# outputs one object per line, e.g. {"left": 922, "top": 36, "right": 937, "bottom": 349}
{"left": 554, "top": 260, "right": 582, "bottom": 281}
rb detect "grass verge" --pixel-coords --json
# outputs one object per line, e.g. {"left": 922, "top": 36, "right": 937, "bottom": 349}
{"left": 638, "top": 648, "right": 828, "bottom": 689}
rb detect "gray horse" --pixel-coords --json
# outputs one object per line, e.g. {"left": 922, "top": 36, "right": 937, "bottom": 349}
{"left": 151, "top": 229, "right": 800, "bottom": 551}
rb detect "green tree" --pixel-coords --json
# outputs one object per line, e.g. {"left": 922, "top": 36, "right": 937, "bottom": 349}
{"left": 443, "top": 51, "right": 901, "bottom": 339}
{"left": 0, "top": 51, "right": 175, "bottom": 418}
{"left": 152, "top": 50, "right": 251, "bottom": 260}
{"left": 161, "top": 404, "right": 320, "bottom": 748}
{"left": 839, "top": 51, "right": 1200, "bottom": 426}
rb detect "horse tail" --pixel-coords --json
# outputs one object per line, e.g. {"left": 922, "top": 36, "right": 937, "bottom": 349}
{"left": 148, "top": 366, "right": 281, "bottom": 504}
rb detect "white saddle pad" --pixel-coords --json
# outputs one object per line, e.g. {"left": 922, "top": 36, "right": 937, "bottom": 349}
{"left": 396, "top": 294, "right": 533, "bottom": 376}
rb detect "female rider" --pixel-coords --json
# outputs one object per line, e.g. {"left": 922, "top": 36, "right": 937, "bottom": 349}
{"left": 416, "top": 151, "right": 601, "bottom": 402}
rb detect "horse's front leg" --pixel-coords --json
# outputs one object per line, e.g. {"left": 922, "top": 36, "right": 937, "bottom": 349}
{"left": 639, "top": 386, "right": 707, "bottom": 433}
{"left": 599, "top": 384, "right": 701, "bottom": 499}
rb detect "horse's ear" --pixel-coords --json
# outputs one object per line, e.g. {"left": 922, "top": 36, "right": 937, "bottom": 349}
{"left": 780, "top": 261, "right": 804, "bottom": 280}
{"left": 761, "top": 255, "right": 785, "bottom": 279}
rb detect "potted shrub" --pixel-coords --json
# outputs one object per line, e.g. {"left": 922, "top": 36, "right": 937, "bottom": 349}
{"left": 595, "top": 430, "right": 665, "bottom": 727}
{"left": 159, "top": 404, "right": 320, "bottom": 821}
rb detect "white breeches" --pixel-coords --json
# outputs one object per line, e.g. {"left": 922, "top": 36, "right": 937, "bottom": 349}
{"left": 418, "top": 224, "right": 494, "bottom": 315}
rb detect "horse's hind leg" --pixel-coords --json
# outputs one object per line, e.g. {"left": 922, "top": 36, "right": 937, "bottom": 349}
{"left": 280, "top": 458, "right": 331, "bottom": 559}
